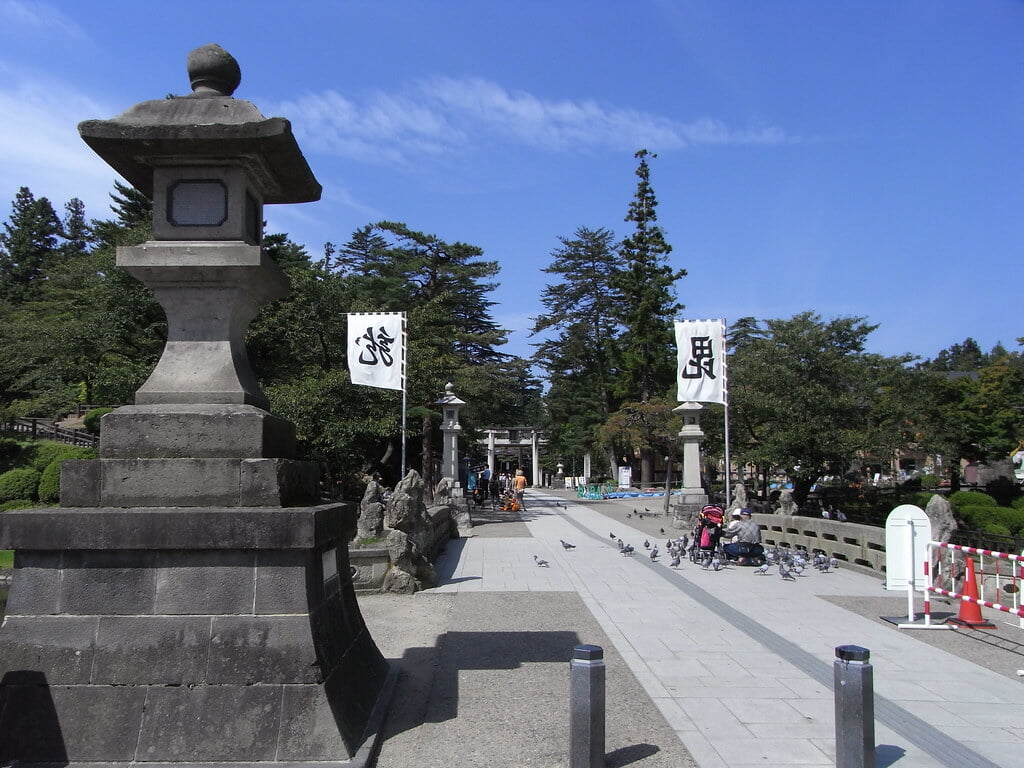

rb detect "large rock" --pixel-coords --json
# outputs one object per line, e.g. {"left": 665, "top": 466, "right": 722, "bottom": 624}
{"left": 357, "top": 477, "right": 386, "bottom": 540}
{"left": 380, "top": 471, "right": 437, "bottom": 593}
{"left": 926, "top": 494, "right": 958, "bottom": 591}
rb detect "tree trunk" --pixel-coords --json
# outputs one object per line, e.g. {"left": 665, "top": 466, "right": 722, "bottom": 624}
{"left": 640, "top": 448, "right": 655, "bottom": 487}
{"left": 420, "top": 415, "right": 433, "bottom": 500}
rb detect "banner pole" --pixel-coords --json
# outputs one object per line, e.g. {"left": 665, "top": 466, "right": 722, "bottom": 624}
{"left": 722, "top": 319, "right": 731, "bottom": 508}
{"left": 400, "top": 313, "right": 407, "bottom": 480}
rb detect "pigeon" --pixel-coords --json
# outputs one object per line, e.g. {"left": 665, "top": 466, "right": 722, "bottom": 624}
{"left": 610, "top": 532, "right": 617, "bottom": 539}
{"left": 560, "top": 539, "right": 576, "bottom": 550}
{"left": 650, "top": 547, "right": 659, "bottom": 561}
{"left": 533, "top": 555, "right": 549, "bottom": 567}
{"left": 621, "top": 544, "right": 635, "bottom": 556}
{"left": 669, "top": 554, "right": 681, "bottom": 568}
{"left": 659, "top": 527, "right": 665, "bottom": 535}
{"left": 701, "top": 554, "right": 712, "bottom": 570}
{"left": 779, "top": 561, "right": 795, "bottom": 580}
{"left": 626, "top": 513, "right": 632, "bottom": 519}
{"left": 617, "top": 538, "right": 625, "bottom": 550}
{"left": 711, "top": 555, "right": 723, "bottom": 571}
{"left": 829, "top": 557, "right": 839, "bottom": 570}
{"left": 643, "top": 539, "right": 650, "bottom": 549}
{"left": 754, "top": 562, "right": 770, "bottom": 575}
{"left": 638, "top": 513, "right": 643, "bottom": 519}
{"left": 644, "top": 507, "right": 652, "bottom": 514}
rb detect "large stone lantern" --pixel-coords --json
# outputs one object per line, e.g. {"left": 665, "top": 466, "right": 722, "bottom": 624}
{"left": 0, "top": 45, "right": 392, "bottom": 765}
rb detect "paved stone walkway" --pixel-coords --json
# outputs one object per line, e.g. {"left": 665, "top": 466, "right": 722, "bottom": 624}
{"left": 423, "top": 490, "right": 1024, "bottom": 768}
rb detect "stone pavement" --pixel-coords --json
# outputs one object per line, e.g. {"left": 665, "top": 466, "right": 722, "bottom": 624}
{"left": 360, "top": 489, "right": 1024, "bottom": 767}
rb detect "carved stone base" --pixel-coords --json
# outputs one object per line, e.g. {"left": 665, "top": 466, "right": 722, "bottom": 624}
{"left": 0, "top": 504, "right": 392, "bottom": 765}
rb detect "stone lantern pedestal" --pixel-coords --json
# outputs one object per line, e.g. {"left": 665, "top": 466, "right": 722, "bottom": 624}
{"left": 671, "top": 402, "right": 709, "bottom": 526}
{"left": 0, "top": 45, "right": 393, "bottom": 766}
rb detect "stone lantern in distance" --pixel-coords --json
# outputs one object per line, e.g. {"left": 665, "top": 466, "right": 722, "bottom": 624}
{"left": 436, "top": 382, "right": 465, "bottom": 489}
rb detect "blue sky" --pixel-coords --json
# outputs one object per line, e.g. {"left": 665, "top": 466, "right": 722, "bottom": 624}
{"left": 1, "top": 0, "right": 1021, "bottom": 365}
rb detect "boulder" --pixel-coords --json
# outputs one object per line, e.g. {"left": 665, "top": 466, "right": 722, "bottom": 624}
{"left": 356, "top": 476, "right": 385, "bottom": 540}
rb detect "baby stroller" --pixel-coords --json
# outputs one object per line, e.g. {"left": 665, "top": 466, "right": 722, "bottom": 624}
{"left": 500, "top": 489, "right": 520, "bottom": 512}
{"left": 689, "top": 505, "right": 725, "bottom": 563}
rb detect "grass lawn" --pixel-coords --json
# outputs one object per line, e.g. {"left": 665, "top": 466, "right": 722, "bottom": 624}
{"left": 0, "top": 550, "right": 13, "bottom": 568}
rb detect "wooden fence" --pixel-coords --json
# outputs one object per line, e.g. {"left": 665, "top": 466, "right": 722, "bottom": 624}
{"left": 3, "top": 418, "right": 98, "bottom": 448}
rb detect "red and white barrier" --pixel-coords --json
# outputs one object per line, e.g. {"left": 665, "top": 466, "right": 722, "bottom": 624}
{"left": 899, "top": 540, "right": 1024, "bottom": 630}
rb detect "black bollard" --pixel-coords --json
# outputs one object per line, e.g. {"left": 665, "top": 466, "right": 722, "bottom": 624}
{"left": 834, "top": 645, "right": 876, "bottom": 768}
{"left": 570, "top": 644, "right": 606, "bottom": 768}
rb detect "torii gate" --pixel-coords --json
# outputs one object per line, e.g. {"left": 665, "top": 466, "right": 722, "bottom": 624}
{"left": 480, "top": 426, "right": 548, "bottom": 484}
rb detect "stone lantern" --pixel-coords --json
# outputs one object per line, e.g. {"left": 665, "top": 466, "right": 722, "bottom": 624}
{"left": 672, "top": 401, "right": 709, "bottom": 520}
{"left": 0, "top": 45, "right": 392, "bottom": 765}
{"left": 436, "top": 381, "right": 465, "bottom": 489}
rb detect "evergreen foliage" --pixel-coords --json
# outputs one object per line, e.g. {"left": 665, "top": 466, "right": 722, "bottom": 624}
{"left": 0, "top": 468, "right": 41, "bottom": 502}
{"left": 37, "top": 459, "right": 62, "bottom": 503}
{"left": 612, "top": 150, "right": 685, "bottom": 404}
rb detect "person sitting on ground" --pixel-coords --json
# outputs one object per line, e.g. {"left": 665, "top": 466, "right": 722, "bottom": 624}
{"left": 724, "top": 509, "right": 744, "bottom": 542}
{"left": 722, "top": 508, "right": 764, "bottom": 564}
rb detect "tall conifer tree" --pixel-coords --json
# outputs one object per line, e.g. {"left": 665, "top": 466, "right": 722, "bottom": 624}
{"left": 613, "top": 150, "right": 685, "bottom": 403}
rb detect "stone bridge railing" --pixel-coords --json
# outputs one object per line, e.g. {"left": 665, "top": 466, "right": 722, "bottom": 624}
{"left": 755, "top": 514, "right": 887, "bottom": 575}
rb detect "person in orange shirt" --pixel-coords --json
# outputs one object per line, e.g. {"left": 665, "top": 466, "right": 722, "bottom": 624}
{"left": 513, "top": 468, "right": 528, "bottom": 510}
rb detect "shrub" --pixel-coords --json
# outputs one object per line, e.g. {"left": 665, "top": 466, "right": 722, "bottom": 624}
{"left": 980, "top": 522, "right": 1012, "bottom": 537}
{"left": 0, "top": 469, "right": 42, "bottom": 502}
{"left": 948, "top": 490, "right": 997, "bottom": 509}
{"left": 83, "top": 407, "right": 114, "bottom": 435}
{"left": 20, "top": 442, "right": 94, "bottom": 473}
{"left": 37, "top": 460, "right": 62, "bottom": 503}
{"left": 918, "top": 473, "right": 940, "bottom": 488}
{"left": 0, "top": 499, "right": 34, "bottom": 512}
{"left": 906, "top": 492, "right": 935, "bottom": 509}
{"left": 0, "top": 438, "right": 20, "bottom": 461}
{"left": 1013, "top": 497, "right": 1024, "bottom": 512}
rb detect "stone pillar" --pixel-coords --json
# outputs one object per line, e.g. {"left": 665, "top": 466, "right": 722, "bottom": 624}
{"left": 436, "top": 382, "right": 465, "bottom": 485}
{"left": 487, "top": 429, "right": 497, "bottom": 475}
{"left": 531, "top": 429, "right": 541, "bottom": 487}
{"left": 0, "top": 45, "right": 393, "bottom": 766}
{"left": 583, "top": 452, "right": 592, "bottom": 483}
{"left": 672, "top": 402, "right": 709, "bottom": 525}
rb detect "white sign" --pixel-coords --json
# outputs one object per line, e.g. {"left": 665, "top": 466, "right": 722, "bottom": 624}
{"left": 884, "top": 504, "right": 932, "bottom": 591}
{"left": 675, "top": 319, "right": 727, "bottom": 404}
{"left": 347, "top": 313, "right": 405, "bottom": 391}
{"left": 618, "top": 465, "right": 632, "bottom": 490}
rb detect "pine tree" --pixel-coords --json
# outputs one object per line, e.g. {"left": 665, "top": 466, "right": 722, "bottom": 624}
{"left": 0, "top": 187, "right": 63, "bottom": 304}
{"left": 532, "top": 226, "right": 623, "bottom": 472}
{"left": 602, "top": 150, "right": 686, "bottom": 485}
{"left": 613, "top": 150, "right": 686, "bottom": 403}
{"left": 60, "top": 197, "right": 92, "bottom": 261}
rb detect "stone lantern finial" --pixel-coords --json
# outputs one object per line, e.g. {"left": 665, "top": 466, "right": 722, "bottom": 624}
{"left": 187, "top": 43, "right": 241, "bottom": 97}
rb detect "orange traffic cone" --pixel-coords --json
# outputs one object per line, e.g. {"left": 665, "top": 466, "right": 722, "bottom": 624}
{"left": 947, "top": 557, "right": 997, "bottom": 629}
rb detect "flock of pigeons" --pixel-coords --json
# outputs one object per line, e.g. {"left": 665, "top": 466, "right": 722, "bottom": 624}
{"left": 536, "top": 528, "right": 841, "bottom": 580}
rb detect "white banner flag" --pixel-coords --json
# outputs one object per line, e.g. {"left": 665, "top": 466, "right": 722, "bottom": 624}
{"left": 347, "top": 312, "right": 406, "bottom": 391}
{"left": 675, "top": 319, "right": 727, "bottom": 404}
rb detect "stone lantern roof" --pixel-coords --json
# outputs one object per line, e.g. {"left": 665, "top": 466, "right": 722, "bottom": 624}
{"left": 78, "top": 43, "right": 321, "bottom": 204}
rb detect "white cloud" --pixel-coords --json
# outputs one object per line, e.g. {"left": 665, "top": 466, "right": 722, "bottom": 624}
{"left": 274, "top": 76, "right": 792, "bottom": 166}
{"left": 0, "top": 65, "right": 119, "bottom": 216}
{"left": 0, "top": 0, "right": 89, "bottom": 41}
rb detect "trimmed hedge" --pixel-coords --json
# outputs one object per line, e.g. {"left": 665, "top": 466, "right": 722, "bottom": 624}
{"left": 956, "top": 504, "right": 1024, "bottom": 537}
{"left": 0, "top": 469, "right": 41, "bottom": 502}
{"left": 20, "top": 442, "right": 93, "bottom": 473}
{"left": 948, "top": 490, "right": 998, "bottom": 509}
{"left": 0, "top": 438, "right": 20, "bottom": 461}
{"left": 37, "top": 459, "right": 62, "bottom": 503}
{"left": 0, "top": 499, "right": 34, "bottom": 512}
{"left": 83, "top": 407, "right": 114, "bottom": 434}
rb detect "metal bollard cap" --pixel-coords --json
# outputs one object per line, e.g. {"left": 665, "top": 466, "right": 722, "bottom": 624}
{"left": 573, "top": 644, "right": 604, "bottom": 661}
{"left": 835, "top": 644, "right": 870, "bottom": 662}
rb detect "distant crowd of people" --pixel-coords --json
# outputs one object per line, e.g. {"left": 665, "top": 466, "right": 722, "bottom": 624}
{"left": 466, "top": 466, "right": 529, "bottom": 509}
